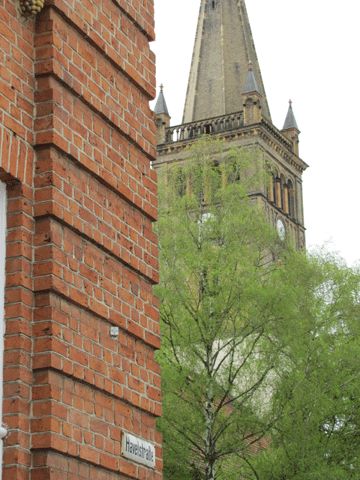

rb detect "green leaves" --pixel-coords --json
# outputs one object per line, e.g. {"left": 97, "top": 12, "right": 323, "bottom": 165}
{"left": 156, "top": 139, "right": 282, "bottom": 478}
{"left": 156, "top": 138, "right": 360, "bottom": 479}
{"left": 254, "top": 259, "right": 360, "bottom": 479}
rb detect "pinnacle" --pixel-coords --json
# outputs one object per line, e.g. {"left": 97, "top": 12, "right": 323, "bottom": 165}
{"left": 243, "top": 61, "right": 260, "bottom": 94}
{"left": 283, "top": 100, "right": 299, "bottom": 131}
{"left": 154, "top": 84, "right": 170, "bottom": 116}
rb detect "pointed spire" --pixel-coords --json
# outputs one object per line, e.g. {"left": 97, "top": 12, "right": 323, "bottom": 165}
{"left": 154, "top": 84, "right": 170, "bottom": 116}
{"left": 283, "top": 100, "right": 299, "bottom": 131}
{"left": 243, "top": 61, "right": 260, "bottom": 94}
{"left": 183, "top": 0, "right": 271, "bottom": 123}
{"left": 282, "top": 100, "right": 300, "bottom": 156}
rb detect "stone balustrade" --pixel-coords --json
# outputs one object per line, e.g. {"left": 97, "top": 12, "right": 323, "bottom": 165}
{"left": 162, "top": 111, "right": 244, "bottom": 144}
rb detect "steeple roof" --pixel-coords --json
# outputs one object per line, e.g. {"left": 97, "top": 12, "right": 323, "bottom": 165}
{"left": 154, "top": 85, "right": 170, "bottom": 116}
{"left": 283, "top": 100, "right": 299, "bottom": 130}
{"left": 183, "top": 0, "right": 271, "bottom": 123}
{"left": 243, "top": 62, "right": 260, "bottom": 94}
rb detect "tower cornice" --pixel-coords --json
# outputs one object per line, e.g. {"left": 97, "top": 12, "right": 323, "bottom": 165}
{"left": 157, "top": 117, "right": 308, "bottom": 174}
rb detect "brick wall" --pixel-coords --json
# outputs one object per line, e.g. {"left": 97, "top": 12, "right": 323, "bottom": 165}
{"left": 0, "top": 0, "right": 160, "bottom": 479}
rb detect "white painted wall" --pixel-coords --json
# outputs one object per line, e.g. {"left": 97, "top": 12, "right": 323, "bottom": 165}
{"left": 0, "top": 182, "right": 7, "bottom": 478}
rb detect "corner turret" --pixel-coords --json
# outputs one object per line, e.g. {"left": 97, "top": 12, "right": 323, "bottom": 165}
{"left": 282, "top": 100, "right": 300, "bottom": 156}
{"left": 154, "top": 84, "right": 171, "bottom": 144}
{"left": 242, "top": 62, "right": 262, "bottom": 126}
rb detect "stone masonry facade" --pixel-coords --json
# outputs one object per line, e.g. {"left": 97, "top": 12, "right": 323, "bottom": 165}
{"left": 0, "top": 0, "right": 161, "bottom": 479}
{"left": 156, "top": 0, "right": 307, "bottom": 251}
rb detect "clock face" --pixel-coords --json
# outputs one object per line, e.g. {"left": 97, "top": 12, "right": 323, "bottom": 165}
{"left": 276, "top": 218, "right": 286, "bottom": 241}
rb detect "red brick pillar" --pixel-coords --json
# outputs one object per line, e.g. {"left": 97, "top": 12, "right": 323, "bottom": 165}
{"left": 0, "top": 1, "right": 161, "bottom": 479}
{"left": 0, "top": 1, "right": 36, "bottom": 477}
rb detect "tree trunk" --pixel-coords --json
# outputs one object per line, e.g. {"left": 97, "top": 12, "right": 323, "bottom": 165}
{"left": 204, "top": 377, "right": 216, "bottom": 480}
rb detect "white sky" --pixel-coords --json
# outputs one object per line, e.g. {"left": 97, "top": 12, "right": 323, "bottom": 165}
{"left": 152, "top": 0, "right": 360, "bottom": 267}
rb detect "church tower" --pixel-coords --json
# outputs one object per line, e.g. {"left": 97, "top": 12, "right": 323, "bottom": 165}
{"left": 154, "top": 0, "right": 308, "bottom": 248}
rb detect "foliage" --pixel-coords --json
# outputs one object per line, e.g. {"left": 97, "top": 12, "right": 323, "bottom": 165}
{"left": 254, "top": 255, "right": 360, "bottom": 480}
{"left": 156, "top": 138, "right": 281, "bottom": 479}
{"left": 155, "top": 138, "right": 360, "bottom": 480}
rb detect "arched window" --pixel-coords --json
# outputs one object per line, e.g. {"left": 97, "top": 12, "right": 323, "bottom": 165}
{"left": 280, "top": 174, "right": 286, "bottom": 212}
{"left": 287, "top": 180, "right": 295, "bottom": 218}
{"left": 267, "top": 173, "right": 275, "bottom": 203}
{"left": 275, "top": 176, "right": 282, "bottom": 209}
{"left": 188, "top": 165, "right": 205, "bottom": 205}
{"left": 226, "top": 160, "right": 241, "bottom": 184}
{"left": 283, "top": 183, "right": 290, "bottom": 214}
{"left": 176, "top": 167, "right": 186, "bottom": 197}
{"left": 210, "top": 160, "right": 222, "bottom": 195}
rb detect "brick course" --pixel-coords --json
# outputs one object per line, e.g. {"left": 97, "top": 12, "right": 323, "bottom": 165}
{"left": 0, "top": 0, "right": 160, "bottom": 478}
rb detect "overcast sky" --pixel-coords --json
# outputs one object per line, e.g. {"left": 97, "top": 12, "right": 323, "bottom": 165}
{"left": 152, "top": 0, "right": 360, "bottom": 267}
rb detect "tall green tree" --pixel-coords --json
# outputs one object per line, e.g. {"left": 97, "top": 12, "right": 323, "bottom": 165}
{"left": 156, "top": 138, "right": 284, "bottom": 480}
{"left": 254, "top": 255, "right": 360, "bottom": 480}
{"left": 156, "top": 138, "right": 360, "bottom": 480}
